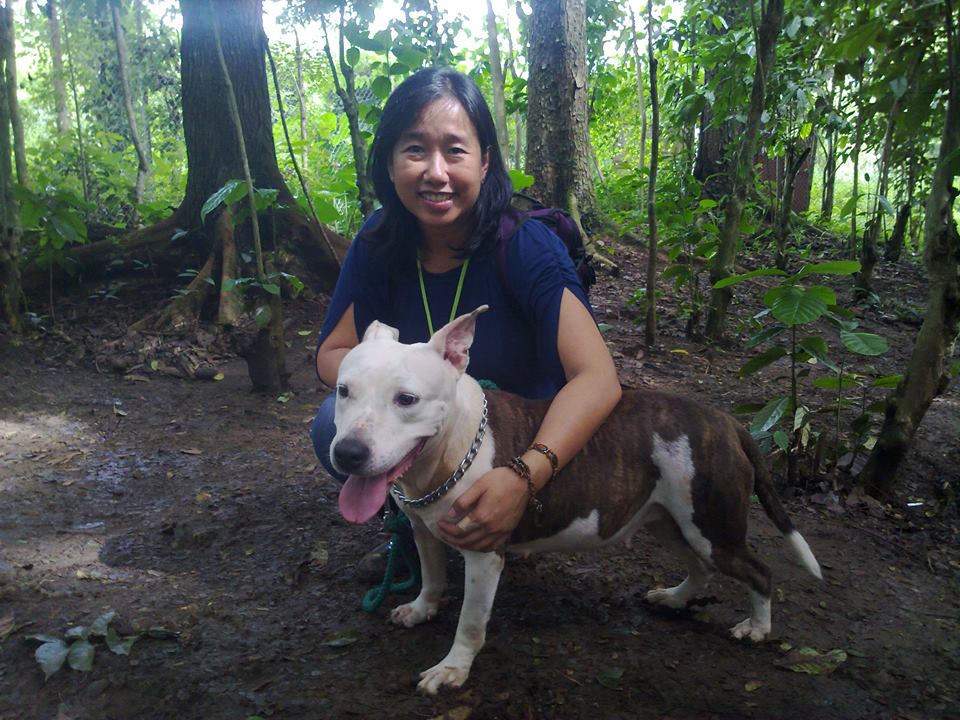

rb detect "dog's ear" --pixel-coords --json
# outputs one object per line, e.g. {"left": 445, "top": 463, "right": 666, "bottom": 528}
{"left": 429, "top": 305, "right": 489, "bottom": 375}
{"left": 362, "top": 320, "right": 400, "bottom": 343}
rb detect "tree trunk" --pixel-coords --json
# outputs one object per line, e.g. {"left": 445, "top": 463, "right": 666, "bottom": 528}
{"left": 2, "top": 5, "right": 26, "bottom": 187}
{"left": 526, "top": 0, "right": 600, "bottom": 230}
{"left": 319, "top": 10, "right": 374, "bottom": 217}
{"left": 294, "top": 29, "right": 308, "bottom": 178}
{"left": 644, "top": 0, "right": 659, "bottom": 347}
{"left": 629, "top": 7, "right": 646, "bottom": 201}
{"left": 774, "top": 143, "right": 811, "bottom": 270}
{"left": 849, "top": 58, "right": 866, "bottom": 255}
{"left": 884, "top": 202, "right": 910, "bottom": 262}
{"left": 46, "top": 0, "right": 70, "bottom": 133}
{"left": 486, "top": 0, "right": 509, "bottom": 161}
{"left": 859, "top": 5, "right": 960, "bottom": 500}
{"left": 705, "top": 0, "right": 784, "bottom": 341}
{"left": 692, "top": 2, "right": 746, "bottom": 201}
{"left": 0, "top": 1, "right": 20, "bottom": 333}
{"left": 62, "top": 9, "right": 90, "bottom": 202}
{"left": 211, "top": 6, "right": 286, "bottom": 393}
{"left": 111, "top": 1, "right": 150, "bottom": 209}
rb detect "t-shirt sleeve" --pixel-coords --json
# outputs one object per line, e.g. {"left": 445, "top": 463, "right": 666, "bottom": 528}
{"left": 505, "top": 220, "right": 592, "bottom": 385}
{"left": 316, "top": 215, "right": 390, "bottom": 356}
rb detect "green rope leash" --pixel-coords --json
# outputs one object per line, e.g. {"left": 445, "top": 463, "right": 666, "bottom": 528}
{"left": 361, "top": 512, "right": 422, "bottom": 612}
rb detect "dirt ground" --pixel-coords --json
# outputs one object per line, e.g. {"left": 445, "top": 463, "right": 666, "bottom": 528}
{"left": 1, "top": 239, "right": 958, "bottom": 720}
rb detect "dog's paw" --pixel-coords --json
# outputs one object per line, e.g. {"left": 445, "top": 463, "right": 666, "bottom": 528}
{"left": 645, "top": 587, "right": 689, "bottom": 609}
{"left": 730, "top": 617, "right": 770, "bottom": 642}
{"left": 390, "top": 600, "right": 437, "bottom": 628}
{"left": 417, "top": 661, "right": 470, "bottom": 695}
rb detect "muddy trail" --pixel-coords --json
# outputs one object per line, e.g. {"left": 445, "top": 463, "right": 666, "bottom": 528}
{"left": 1, "top": 241, "right": 958, "bottom": 720}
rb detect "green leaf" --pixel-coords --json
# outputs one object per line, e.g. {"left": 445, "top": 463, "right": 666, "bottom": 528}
{"left": 878, "top": 195, "right": 894, "bottom": 216}
{"left": 370, "top": 75, "right": 392, "bottom": 100}
{"left": 813, "top": 375, "right": 859, "bottom": 390}
{"left": 794, "top": 405, "right": 809, "bottom": 431}
{"left": 799, "top": 121, "right": 812, "bottom": 140}
{"left": 105, "top": 627, "right": 138, "bottom": 656}
{"left": 797, "top": 336, "right": 837, "bottom": 370}
{"left": 596, "top": 666, "right": 624, "bottom": 690}
{"left": 751, "top": 396, "right": 791, "bottom": 435}
{"left": 740, "top": 346, "right": 788, "bottom": 377}
{"left": 508, "top": 168, "right": 535, "bottom": 191}
{"left": 345, "top": 46, "right": 360, "bottom": 67}
{"left": 261, "top": 283, "right": 281, "bottom": 297}
{"left": 89, "top": 610, "right": 117, "bottom": 637}
{"left": 872, "top": 374, "right": 903, "bottom": 388}
{"left": 713, "top": 267, "right": 787, "bottom": 289}
{"left": 746, "top": 324, "right": 787, "bottom": 349}
{"left": 313, "top": 196, "right": 341, "bottom": 224}
{"left": 200, "top": 179, "right": 244, "bottom": 224}
{"left": 254, "top": 305, "right": 272, "bottom": 328}
{"left": 795, "top": 260, "right": 860, "bottom": 279}
{"left": 64, "top": 626, "right": 88, "bottom": 640}
{"left": 734, "top": 402, "right": 766, "bottom": 415}
{"left": 770, "top": 286, "right": 831, "bottom": 325}
{"left": 890, "top": 76, "right": 908, "bottom": 99}
{"left": 67, "top": 640, "right": 95, "bottom": 672}
{"left": 839, "top": 194, "right": 859, "bottom": 219}
{"left": 35, "top": 640, "right": 69, "bottom": 680}
{"left": 840, "top": 331, "right": 888, "bottom": 356}
{"left": 773, "top": 430, "right": 790, "bottom": 451}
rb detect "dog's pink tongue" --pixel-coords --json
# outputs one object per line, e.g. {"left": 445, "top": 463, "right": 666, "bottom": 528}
{"left": 339, "top": 474, "right": 393, "bottom": 524}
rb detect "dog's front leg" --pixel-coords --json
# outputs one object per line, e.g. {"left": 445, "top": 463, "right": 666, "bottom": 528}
{"left": 418, "top": 550, "right": 504, "bottom": 695}
{"left": 390, "top": 516, "right": 446, "bottom": 628}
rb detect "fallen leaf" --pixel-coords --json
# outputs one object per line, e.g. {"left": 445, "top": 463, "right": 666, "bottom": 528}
{"left": 35, "top": 639, "right": 70, "bottom": 680}
{"left": 310, "top": 541, "right": 329, "bottom": 566}
{"left": 323, "top": 630, "right": 358, "bottom": 648}
{"left": 180, "top": 448, "right": 202, "bottom": 456}
{"left": 775, "top": 647, "right": 847, "bottom": 675}
{"left": 195, "top": 491, "right": 211, "bottom": 504}
{"left": 671, "top": 348, "right": 689, "bottom": 355}
{"left": 596, "top": 666, "right": 624, "bottom": 690}
{"left": 745, "top": 680, "right": 764, "bottom": 692}
{"left": 112, "top": 405, "right": 128, "bottom": 417}
{"left": 0, "top": 613, "right": 15, "bottom": 640}
{"left": 67, "top": 640, "right": 95, "bottom": 672}
{"left": 213, "top": 372, "right": 225, "bottom": 381}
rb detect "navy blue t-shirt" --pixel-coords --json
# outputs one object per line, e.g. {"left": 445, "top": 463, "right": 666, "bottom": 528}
{"left": 318, "top": 211, "right": 591, "bottom": 399}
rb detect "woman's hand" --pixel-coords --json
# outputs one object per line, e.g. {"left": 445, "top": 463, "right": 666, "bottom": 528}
{"left": 437, "top": 467, "right": 529, "bottom": 552}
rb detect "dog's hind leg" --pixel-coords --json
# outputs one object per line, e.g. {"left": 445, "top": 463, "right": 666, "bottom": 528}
{"left": 417, "top": 550, "right": 504, "bottom": 695}
{"left": 390, "top": 517, "right": 447, "bottom": 628}
{"left": 644, "top": 512, "right": 713, "bottom": 609}
{"left": 711, "top": 544, "right": 773, "bottom": 642}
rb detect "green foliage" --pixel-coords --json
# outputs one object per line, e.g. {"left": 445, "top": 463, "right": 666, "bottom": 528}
{"left": 731, "top": 260, "right": 893, "bottom": 477}
{"left": 28, "top": 610, "right": 140, "bottom": 680}
{"left": 16, "top": 184, "right": 93, "bottom": 274}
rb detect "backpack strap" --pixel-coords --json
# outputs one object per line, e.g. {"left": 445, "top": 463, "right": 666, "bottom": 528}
{"left": 496, "top": 207, "right": 527, "bottom": 309}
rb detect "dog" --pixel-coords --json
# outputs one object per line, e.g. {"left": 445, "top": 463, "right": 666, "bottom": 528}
{"left": 331, "top": 306, "right": 822, "bottom": 695}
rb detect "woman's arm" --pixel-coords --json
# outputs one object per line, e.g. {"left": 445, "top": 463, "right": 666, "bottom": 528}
{"left": 438, "top": 288, "right": 622, "bottom": 551}
{"left": 316, "top": 303, "right": 359, "bottom": 387}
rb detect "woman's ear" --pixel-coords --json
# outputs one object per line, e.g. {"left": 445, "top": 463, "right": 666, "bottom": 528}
{"left": 481, "top": 148, "right": 490, "bottom": 182}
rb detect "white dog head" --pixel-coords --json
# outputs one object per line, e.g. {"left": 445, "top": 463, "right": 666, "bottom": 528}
{"left": 332, "top": 305, "right": 488, "bottom": 523}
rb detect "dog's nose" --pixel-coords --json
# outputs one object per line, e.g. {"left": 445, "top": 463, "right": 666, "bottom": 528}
{"left": 333, "top": 438, "right": 370, "bottom": 473}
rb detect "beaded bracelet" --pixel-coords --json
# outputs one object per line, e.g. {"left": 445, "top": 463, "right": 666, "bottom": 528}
{"left": 528, "top": 442, "right": 559, "bottom": 481}
{"left": 507, "top": 456, "right": 543, "bottom": 514}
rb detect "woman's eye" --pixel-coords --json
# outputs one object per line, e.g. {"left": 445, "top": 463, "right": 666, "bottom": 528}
{"left": 337, "top": 384, "right": 349, "bottom": 399}
{"left": 395, "top": 393, "right": 418, "bottom": 407}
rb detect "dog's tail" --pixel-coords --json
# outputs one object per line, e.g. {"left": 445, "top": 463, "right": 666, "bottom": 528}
{"left": 736, "top": 424, "right": 823, "bottom": 580}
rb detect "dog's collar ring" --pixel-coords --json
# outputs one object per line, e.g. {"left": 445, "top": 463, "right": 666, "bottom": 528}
{"left": 392, "top": 393, "right": 488, "bottom": 509}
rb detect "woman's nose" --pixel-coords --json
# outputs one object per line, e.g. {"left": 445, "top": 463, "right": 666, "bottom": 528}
{"left": 423, "top": 151, "right": 448, "bottom": 182}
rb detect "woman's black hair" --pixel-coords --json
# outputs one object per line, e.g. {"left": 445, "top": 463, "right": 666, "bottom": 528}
{"left": 365, "top": 67, "right": 514, "bottom": 265}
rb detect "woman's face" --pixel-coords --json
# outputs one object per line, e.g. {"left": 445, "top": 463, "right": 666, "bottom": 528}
{"left": 389, "top": 97, "right": 490, "bottom": 245}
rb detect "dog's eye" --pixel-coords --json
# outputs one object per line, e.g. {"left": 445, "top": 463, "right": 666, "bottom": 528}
{"left": 336, "top": 384, "right": 349, "bottom": 399}
{"left": 395, "top": 393, "right": 418, "bottom": 407}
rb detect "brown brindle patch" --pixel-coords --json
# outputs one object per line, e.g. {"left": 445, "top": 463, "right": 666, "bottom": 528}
{"left": 485, "top": 389, "right": 758, "bottom": 548}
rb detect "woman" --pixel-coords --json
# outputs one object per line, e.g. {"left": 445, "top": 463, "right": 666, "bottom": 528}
{"left": 311, "top": 68, "right": 621, "bottom": 553}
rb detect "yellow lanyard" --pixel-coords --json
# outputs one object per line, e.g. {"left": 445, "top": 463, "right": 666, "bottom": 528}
{"left": 416, "top": 258, "right": 470, "bottom": 337}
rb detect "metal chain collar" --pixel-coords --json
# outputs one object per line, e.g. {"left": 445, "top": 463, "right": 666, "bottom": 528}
{"left": 392, "top": 394, "right": 488, "bottom": 509}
